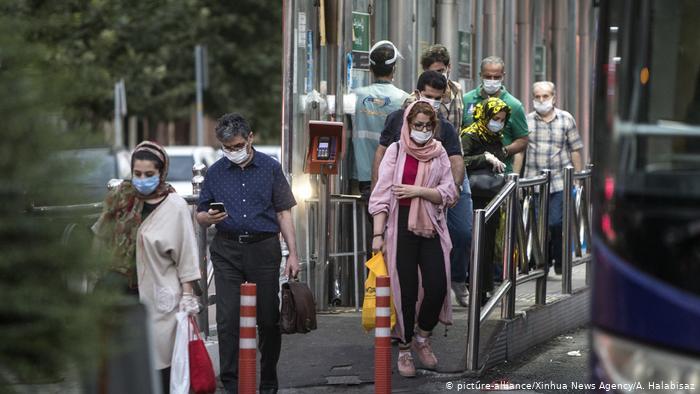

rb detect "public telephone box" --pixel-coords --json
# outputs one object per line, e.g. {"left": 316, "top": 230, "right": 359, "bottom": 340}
{"left": 304, "top": 120, "right": 344, "bottom": 175}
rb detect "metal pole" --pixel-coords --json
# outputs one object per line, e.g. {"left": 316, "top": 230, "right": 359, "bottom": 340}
{"left": 562, "top": 166, "right": 574, "bottom": 294}
{"left": 315, "top": 171, "right": 330, "bottom": 311}
{"left": 195, "top": 45, "right": 205, "bottom": 147}
{"left": 191, "top": 163, "right": 209, "bottom": 337}
{"left": 114, "top": 82, "right": 123, "bottom": 148}
{"left": 436, "top": 0, "right": 458, "bottom": 60}
{"left": 552, "top": 1, "right": 567, "bottom": 107}
{"left": 352, "top": 199, "right": 359, "bottom": 310}
{"left": 502, "top": 174, "right": 518, "bottom": 319}
{"left": 516, "top": 0, "right": 532, "bottom": 109}
{"left": 475, "top": 0, "right": 484, "bottom": 78}
{"left": 466, "top": 209, "right": 485, "bottom": 371}
{"left": 536, "top": 169, "right": 551, "bottom": 304}
{"left": 388, "top": 0, "right": 414, "bottom": 91}
{"left": 585, "top": 163, "right": 593, "bottom": 286}
{"left": 281, "top": 0, "right": 294, "bottom": 175}
{"left": 483, "top": 0, "right": 497, "bottom": 56}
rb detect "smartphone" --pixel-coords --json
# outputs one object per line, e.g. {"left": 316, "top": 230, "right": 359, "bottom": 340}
{"left": 209, "top": 202, "right": 226, "bottom": 213}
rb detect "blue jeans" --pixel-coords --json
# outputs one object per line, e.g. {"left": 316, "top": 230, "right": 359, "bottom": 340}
{"left": 447, "top": 177, "right": 473, "bottom": 283}
{"left": 534, "top": 191, "right": 564, "bottom": 269}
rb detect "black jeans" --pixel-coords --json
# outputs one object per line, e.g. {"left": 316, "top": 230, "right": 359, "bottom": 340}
{"left": 395, "top": 206, "right": 447, "bottom": 344}
{"left": 210, "top": 235, "right": 282, "bottom": 393}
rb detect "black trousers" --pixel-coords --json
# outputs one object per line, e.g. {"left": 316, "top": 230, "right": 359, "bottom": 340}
{"left": 395, "top": 206, "right": 447, "bottom": 344}
{"left": 210, "top": 235, "right": 282, "bottom": 393}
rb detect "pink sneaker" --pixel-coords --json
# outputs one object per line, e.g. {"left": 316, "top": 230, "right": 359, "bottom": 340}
{"left": 397, "top": 352, "right": 416, "bottom": 377}
{"left": 412, "top": 338, "right": 438, "bottom": 370}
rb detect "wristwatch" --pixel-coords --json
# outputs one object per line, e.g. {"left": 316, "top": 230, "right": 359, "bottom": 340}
{"left": 455, "top": 183, "right": 463, "bottom": 193}
{"left": 501, "top": 146, "right": 509, "bottom": 158}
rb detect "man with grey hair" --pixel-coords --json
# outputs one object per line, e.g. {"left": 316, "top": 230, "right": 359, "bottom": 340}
{"left": 462, "top": 55, "right": 529, "bottom": 174}
{"left": 196, "top": 112, "right": 299, "bottom": 394}
{"left": 524, "top": 81, "right": 584, "bottom": 275}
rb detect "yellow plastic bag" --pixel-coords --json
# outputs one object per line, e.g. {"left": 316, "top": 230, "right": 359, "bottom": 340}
{"left": 361, "top": 252, "right": 397, "bottom": 331}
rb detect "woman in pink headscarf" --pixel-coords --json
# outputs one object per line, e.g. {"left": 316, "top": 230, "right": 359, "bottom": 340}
{"left": 369, "top": 101, "right": 458, "bottom": 377}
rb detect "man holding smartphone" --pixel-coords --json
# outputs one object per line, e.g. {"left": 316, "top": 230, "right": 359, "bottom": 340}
{"left": 196, "top": 113, "right": 299, "bottom": 394}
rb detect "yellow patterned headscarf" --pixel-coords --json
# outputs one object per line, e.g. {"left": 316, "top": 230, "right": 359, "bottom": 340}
{"left": 460, "top": 97, "right": 511, "bottom": 144}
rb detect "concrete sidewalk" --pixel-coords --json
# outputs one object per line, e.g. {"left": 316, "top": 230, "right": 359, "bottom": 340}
{"left": 212, "top": 265, "right": 589, "bottom": 393}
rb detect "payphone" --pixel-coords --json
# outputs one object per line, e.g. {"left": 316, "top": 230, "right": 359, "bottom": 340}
{"left": 305, "top": 120, "right": 344, "bottom": 175}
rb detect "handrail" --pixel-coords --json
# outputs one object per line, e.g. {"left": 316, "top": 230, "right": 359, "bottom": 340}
{"left": 465, "top": 164, "right": 596, "bottom": 371}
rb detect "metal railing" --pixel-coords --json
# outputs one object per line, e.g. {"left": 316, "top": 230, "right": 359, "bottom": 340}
{"left": 465, "top": 165, "right": 593, "bottom": 371}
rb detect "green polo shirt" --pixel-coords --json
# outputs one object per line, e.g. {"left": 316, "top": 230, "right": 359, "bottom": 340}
{"left": 462, "top": 85, "right": 529, "bottom": 172}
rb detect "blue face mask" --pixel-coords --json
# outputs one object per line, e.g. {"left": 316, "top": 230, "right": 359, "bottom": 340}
{"left": 132, "top": 175, "right": 160, "bottom": 195}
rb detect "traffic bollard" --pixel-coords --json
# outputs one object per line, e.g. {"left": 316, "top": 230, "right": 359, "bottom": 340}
{"left": 375, "top": 275, "right": 391, "bottom": 394}
{"left": 238, "top": 283, "right": 257, "bottom": 394}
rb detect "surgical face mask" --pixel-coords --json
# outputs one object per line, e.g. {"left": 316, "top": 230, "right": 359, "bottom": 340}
{"left": 482, "top": 78, "right": 502, "bottom": 95}
{"left": 410, "top": 129, "right": 432, "bottom": 144}
{"left": 132, "top": 175, "right": 160, "bottom": 195}
{"left": 223, "top": 145, "right": 249, "bottom": 164}
{"left": 487, "top": 119, "right": 505, "bottom": 133}
{"left": 533, "top": 99, "right": 554, "bottom": 115}
{"left": 420, "top": 96, "right": 442, "bottom": 112}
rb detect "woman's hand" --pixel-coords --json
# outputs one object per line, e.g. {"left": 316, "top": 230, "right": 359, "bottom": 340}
{"left": 392, "top": 184, "right": 424, "bottom": 199}
{"left": 484, "top": 152, "right": 506, "bottom": 173}
{"left": 371, "top": 235, "right": 385, "bottom": 254}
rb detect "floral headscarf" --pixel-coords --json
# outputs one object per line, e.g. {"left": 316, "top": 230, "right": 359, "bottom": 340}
{"left": 460, "top": 97, "right": 511, "bottom": 144}
{"left": 93, "top": 141, "right": 175, "bottom": 283}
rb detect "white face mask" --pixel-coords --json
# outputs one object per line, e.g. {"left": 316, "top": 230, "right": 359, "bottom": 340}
{"left": 487, "top": 119, "right": 505, "bottom": 133}
{"left": 419, "top": 96, "right": 442, "bottom": 112}
{"left": 410, "top": 129, "right": 432, "bottom": 144}
{"left": 482, "top": 79, "right": 502, "bottom": 95}
{"left": 533, "top": 99, "right": 554, "bottom": 115}
{"left": 223, "top": 145, "right": 249, "bottom": 164}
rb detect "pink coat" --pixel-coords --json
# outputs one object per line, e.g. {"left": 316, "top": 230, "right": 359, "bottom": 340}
{"left": 368, "top": 141, "right": 458, "bottom": 341}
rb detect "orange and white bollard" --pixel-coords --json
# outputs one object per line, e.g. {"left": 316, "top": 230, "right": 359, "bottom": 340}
{"left": 238, "top": 283, "right": 257, "bottom": 394}
{"left": 375, "top": 275, "right": 391, "bottom": 394}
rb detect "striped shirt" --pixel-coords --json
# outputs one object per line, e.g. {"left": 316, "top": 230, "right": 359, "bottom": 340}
{"left": 524, "top": 108, "right": 584, "bottom": 193}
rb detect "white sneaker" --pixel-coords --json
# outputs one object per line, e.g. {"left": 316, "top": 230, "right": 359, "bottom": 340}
{"left": 451, "top": 281, "right": 469, "bottom": 307}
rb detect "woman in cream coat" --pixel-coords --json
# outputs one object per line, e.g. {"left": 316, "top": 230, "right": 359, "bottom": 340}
{"left": 93, "top": 141, "right": 201, "bottom": 391}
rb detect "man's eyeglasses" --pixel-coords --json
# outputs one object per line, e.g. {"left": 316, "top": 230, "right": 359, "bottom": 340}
{"left": 411, "top": 121, "right": 435, "bottom": 131}
{"left": 221, "top": 143, "right": 247, "bottom": 152}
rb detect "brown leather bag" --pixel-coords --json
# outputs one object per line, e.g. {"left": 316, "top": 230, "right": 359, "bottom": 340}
{"left": 279, "top": 281, "right": 317, "bottom": 334}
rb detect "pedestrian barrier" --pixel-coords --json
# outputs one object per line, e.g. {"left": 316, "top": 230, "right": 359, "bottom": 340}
{"left": 466, "top": 166, "right": 594, "bottom": 371}
{"left": 238, "top": 283, "right": 257, "bottom": 394}
{"left": 374, "top": 275, "right": 391, "bottom": 394}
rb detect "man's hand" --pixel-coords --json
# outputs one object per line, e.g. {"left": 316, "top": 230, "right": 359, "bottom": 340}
{"left": 392, "top": 184, "right": 423, "bottom": 199}
{"left": 284, "top": 253, "right": 300, "bottom": 279}
{"left": 198, "top": 209, "right": 227, "bottom": 226}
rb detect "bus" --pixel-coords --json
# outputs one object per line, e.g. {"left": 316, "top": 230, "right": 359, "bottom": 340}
{"left": 591, "top": 0, "right": 700, "bottom": 389}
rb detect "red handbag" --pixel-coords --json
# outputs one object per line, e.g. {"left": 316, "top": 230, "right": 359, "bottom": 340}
{"left": 188, "top": 316, "right": 217, "bottom": 394}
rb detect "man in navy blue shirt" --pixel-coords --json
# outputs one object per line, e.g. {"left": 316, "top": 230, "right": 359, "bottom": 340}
{"left": 371, "top": 70, "right": 473, "bottom": 308}
{"left": 196, "top": 113, "right": 299, "bottom": 394}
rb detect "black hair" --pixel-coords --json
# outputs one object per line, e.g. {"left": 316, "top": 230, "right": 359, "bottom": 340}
{"left": 369, "top": 46, "right": 396, "bottom": 77}
{"left": 420, "top": 45, "right": 451, "bottom": 70}
{"left": 416, "top": 70, "right": 447, "bottom": 92}
{"left": 131, "top": 150, "right": 164, "bottom": 172}
{"left": 215, "top": 113, "right": 252, "bottom": 141}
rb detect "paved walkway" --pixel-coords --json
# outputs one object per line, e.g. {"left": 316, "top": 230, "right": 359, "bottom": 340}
{"left": 210, "top": 264, "right": 589, "bottom": 393}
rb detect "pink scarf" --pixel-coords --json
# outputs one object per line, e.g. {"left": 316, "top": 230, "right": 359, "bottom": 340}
{"left": 399, "top": 101, "right": 444, "bottom": 237}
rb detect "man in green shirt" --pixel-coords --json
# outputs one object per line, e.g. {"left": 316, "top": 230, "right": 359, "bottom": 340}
{"left": 462, "top": 56, "right": 529, "bottom": 173}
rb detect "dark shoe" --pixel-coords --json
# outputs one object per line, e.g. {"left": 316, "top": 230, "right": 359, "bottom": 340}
{"left": 260, "top": 388, "right": 278, "bottom": 394}
{"left": 554, "top": 265, "right": 562, "bottom": 275}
